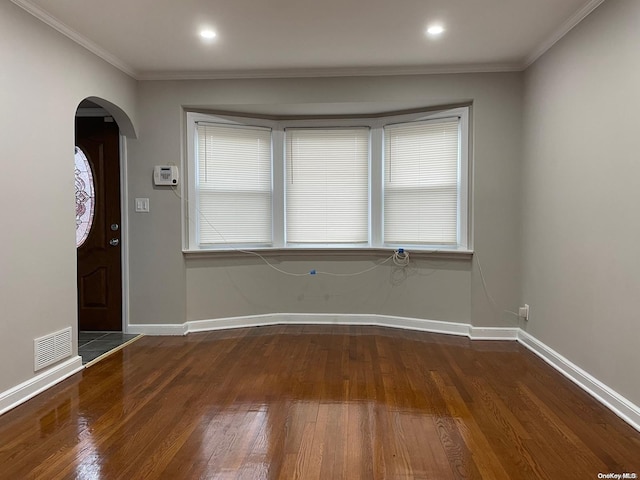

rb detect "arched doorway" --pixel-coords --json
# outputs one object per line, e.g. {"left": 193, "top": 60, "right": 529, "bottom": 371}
{"left": 75, "top": 97, "right": 136, "bottom": 364}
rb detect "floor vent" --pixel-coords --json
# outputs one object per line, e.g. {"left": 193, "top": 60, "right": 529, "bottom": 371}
{"left": 34, "top": 327, "right": 73, "bottom": 372}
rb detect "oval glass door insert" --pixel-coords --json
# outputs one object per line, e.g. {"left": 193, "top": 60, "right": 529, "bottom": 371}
{"left": 74, "top": 146, "right": 95, "bottom": 247}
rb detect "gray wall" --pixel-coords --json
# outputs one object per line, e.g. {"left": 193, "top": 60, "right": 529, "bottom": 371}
{"left": 522, "top": 0, "right": 640, "bottom": 406}
{"left": 0, "top": 2, "right": 137, "bottom": 392}
{"left": 127, "top": 74, "right": 523, "bottom": 327}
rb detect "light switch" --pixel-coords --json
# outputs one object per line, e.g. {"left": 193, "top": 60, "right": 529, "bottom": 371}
{"left": 135, "top": 198, "right": 150, "bottom": 213}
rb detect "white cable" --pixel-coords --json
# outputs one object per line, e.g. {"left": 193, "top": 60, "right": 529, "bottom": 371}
{"left": 313, "top": 255, "right": 396, "bottom": 277}
{"left": 474, "top": 253, "right": 519, "bottom": 318}
{"left": 234, "top": 249, "right": 311, "bottom": 277}
{"left": 392, "top": 249, "right": 410, "bottom": 267}
{"left": 170, "top": 184, "right": 182, "bottom": 200}
{"left": 175, "top": 185, "right": 407, "bottom": 277}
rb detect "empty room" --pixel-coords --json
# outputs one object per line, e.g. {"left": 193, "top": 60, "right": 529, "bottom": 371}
{"left": 0, "top": 0, "right": 639, "bottom": 478}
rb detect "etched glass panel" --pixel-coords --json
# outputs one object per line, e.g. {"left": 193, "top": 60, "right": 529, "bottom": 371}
{"left": 75, "top": 147, "right": 95, "bottom": 247}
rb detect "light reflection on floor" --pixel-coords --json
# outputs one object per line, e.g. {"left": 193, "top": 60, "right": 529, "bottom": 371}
{"left": 4, "top": 328, "right": 635, "bottom": 479}
{"left": 176, "top": 400, "right": 454, "bottom": 479}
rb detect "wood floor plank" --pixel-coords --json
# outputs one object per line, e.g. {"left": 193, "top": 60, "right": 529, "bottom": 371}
{"left": 0, "top": 325, "right": 638, "bottom": 479}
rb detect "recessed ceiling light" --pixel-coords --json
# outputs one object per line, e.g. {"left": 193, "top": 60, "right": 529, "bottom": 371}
{"left": 426, "top": 25, "right": 445, "bottom": 36}
{"left": 200, "top": 29, "right": 217, "bottom": 40}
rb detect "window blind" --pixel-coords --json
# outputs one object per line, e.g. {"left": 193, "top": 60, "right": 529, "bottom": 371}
{"left": 384, "top": 118, "right": 459, "bottom": 245}
{"left": 286, "top": 128, "right": 369, "bottom": 244}
{"left": 196, "top": 123, "right": 272, "bottom": 245}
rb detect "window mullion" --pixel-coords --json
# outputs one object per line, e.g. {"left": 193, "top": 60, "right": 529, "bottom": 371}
{"left": 370, "top": 125, "right": 384, "bottom": 247}
{"left": 186, "top": 113, "right": 199, "bottom": 250}
{"left": 458, "top": 109, "right": 470, "bottom": 250}
{"left": 272, "top": 127, "right": 285, "bottom": 248}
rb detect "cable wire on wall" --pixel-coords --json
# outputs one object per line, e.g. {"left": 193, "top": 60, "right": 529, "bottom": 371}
{"left": 173, "top": 185, "right": 407, "bottom": 277}
{"left": 474, "top": 252, "right": 519, "bottom": 319}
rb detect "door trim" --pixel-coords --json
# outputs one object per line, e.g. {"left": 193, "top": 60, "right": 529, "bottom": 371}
{"left": 119, "top": 134, "right": 130, "bottom": 332}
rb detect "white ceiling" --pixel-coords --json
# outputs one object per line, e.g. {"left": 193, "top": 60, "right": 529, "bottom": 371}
{"left": 13, "top": 0, "right": 604, "bottom": 80}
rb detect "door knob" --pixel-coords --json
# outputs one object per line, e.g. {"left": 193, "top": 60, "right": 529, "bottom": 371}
{"left": 109, "top": 238, "right": 120, "bottom": 246}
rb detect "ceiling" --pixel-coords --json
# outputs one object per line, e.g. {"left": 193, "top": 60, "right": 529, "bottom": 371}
{"left": 13, "top": 0, "right": 604, "bottom": 80}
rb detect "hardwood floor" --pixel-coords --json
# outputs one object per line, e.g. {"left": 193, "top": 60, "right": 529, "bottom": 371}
{"left": 0, "top": 325, "right": 638, "bottom": 479}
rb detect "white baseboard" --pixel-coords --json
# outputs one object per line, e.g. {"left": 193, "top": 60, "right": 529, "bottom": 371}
{"left": 469, "top": 326, "right": 519, "bottom": 340}
{"left": 0, "top": 356, "right": 83, "bottom": 416}
{"left": 186, "top": 313, "right": 518, "bottom": 340}
{"left": 518, "top": 330, "right": 640, "bottom": 432}
{"left": 187, "top": 313, "right": 281, "bottom": 333}
{"left": 127, "top": 323, "right": 187, "bottom": 336}
{"left": 186, "top": 313, "right": 475, "bottom": 337}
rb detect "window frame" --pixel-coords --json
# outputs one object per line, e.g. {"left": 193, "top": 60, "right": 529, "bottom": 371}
{"left": 184, "top": 107, "right": 471, "bottom": 254}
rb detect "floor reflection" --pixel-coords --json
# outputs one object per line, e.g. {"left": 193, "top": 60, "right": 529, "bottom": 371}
{"left": 74, "top": 420, "right": 103, "bottom": 480}
{"left": 0, "top": 326, "right": 637, "bottom": 479}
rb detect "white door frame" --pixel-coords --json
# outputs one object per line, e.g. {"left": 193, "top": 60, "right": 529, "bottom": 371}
{"left": 119, "top": 134, "right": 130, "bottom": 332}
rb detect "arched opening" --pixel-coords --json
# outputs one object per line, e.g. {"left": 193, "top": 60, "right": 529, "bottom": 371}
{"left": 75, "top": 97, "right": 138, "bottom": 364}
{"left": 83, "top": 96, "right": 137, "bottom": 139}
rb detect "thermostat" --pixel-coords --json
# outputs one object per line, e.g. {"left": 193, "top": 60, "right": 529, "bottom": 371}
{"left": 154, "top": 165, "right": 179, "bottom": 186}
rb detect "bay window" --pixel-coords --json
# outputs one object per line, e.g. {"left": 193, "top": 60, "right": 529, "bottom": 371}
{"left": 185, "top": 106, "right": 470, "bottom": 252}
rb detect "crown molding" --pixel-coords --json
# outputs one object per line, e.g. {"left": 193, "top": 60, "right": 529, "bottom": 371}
{"left": 525, "top": 0, "right": 606, "bottom": 68}
{"left": 10, "top": 0, "right": 523, "bottom": 81}
{"left": 12, "top": 0, "right": 603, "bottom": 81}
{"left": 136, "top": 63, "right": 524, "bottom": 81}
{"left": 10, "top": 0, "right": 138, "bottom": 79}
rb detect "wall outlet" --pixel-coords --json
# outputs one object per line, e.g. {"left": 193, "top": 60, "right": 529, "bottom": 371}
{"left": 519, "top": 304, "right": 530, "bottom": 321}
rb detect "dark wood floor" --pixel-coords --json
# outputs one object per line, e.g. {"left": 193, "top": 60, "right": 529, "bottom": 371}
{"left": 0, "top": 325, "right": 638, "bottom": 479}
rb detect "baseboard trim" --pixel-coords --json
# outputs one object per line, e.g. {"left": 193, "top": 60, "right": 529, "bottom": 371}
{"left": 187, "top": 314, "right": 522, "bottom": 341}
{"left": 187, "top": 313, "right": 281, "bottom": 333}
{"left": 0, "top": 356, "right": 83, "bottom": 416}
{"left": 186, "top": 313, "right": 476, "bottom": 337}
{"left": 517, "top": 330, "right": 640, "bottom": 432}
{"left": 127, "top": 323, "right": 188, "bottom": 336}
{"left": 469, "top": 326, "right": 520, "bottom": 340}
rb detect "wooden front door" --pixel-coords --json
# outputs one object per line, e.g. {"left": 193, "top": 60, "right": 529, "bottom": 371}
{"left": 76, "top": 117, "right": 122, "bottom": 331}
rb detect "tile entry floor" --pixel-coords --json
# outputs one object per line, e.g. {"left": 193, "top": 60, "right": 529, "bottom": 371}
{"left": 78, "top": 331, "right": 140, "bottom": 364}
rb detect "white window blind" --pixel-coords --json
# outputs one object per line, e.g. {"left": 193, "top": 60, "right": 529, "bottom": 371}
{"left": 286, "top": 128, "right": 369, "bottom": 244}
{"left": 196, "top": 123, "right": 272, "bottom": 245}
{"left": 384, "top": 118, "right": 460, "bottom": 245}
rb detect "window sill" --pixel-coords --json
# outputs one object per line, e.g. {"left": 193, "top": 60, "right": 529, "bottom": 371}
{"left": 182, "top": 247, "right": 473, "bottom": 260}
